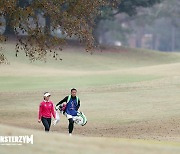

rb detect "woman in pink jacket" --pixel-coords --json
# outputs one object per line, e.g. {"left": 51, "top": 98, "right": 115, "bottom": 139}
{"left": 38, "top": 92, "right": 56, "bottom": 132}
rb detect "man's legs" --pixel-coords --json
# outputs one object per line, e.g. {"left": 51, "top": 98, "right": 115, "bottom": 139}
{"left": 66, "top": 114, "right": 74, "bottom": 134}
{"left": 68, "top": 118, "right": 74, "bottom": 134}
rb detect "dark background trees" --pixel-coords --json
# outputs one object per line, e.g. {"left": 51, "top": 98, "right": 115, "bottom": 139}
{"left": 95, "top": 0, "right": 180, "bottom": 52}
{"left": 1, "top": 0, "right": 172, "bottom": 64}
{"left": 93, "top": 0, "right": 161, "bottom": 45}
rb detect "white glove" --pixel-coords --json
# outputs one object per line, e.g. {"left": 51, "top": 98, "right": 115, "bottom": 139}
{"left": 55, "top": 105, "right": 59, "bottom": 111}
{"left": 77, "top": 111, "right": 81, "bottom": 116}
{"left": 53, "top": 119, "right": 58, "bottom": 125}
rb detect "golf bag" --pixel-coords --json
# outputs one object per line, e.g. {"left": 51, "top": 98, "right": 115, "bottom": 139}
{"left": 73, "top": 111, "right": 87, "bottom": 126}
{"left": 56, "top": 103, "right": 67, "bottom": 114}
{"left": 55, "top": 105, "right": 87, "bottom": 126}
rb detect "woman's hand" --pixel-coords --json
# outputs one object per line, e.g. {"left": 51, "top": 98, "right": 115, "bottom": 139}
{"left": 53, "top": 119, "right": 58, "bottom": 125}
{"left": 38, "top": 119, "right": 41, "bottom": 123}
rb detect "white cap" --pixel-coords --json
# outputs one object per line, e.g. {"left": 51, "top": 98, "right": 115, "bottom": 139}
{"left": 44, "top": 92, "right": 51, "bottom": 97}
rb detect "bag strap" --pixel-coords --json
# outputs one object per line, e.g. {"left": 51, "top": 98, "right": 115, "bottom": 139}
{"left": 76, "top": 96, "right": 79, "bottom": 103}
{"left": 67, "top": 95, "right": 79, "bottom": 104}
{"left": 67, "top": 95, "right": 71, "bottom": 103}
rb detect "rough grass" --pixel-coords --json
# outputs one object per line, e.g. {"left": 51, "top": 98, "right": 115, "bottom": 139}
{"left": 1, "top": 43, "right": 180, "bottom": 153}
{"left": 0, "top": 124, "right": 180, "bottom": 154}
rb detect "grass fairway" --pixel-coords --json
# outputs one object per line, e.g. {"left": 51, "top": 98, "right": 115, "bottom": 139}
{"left": 0, "top": 74, "right": 159, "bottom": 92}
{"left": 1, "top": 124, "right": 180, "bottom": 154}
{"left": 1, "top": 43, "right": 180, "bottom": 153}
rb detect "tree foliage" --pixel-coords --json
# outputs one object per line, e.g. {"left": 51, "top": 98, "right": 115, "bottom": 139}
{"left": 0, "top": 0, "right": 162, "bottom": 64}
{"left": 125, "top": 0, "right": 180, "bottom": 51}
{"left": 96, "top": 0, "right": 161, "bottom": 21}
{"left": 93, "top": 0, "right": 161, "bottom": 44}
{"left": 116, "top": 0, "right": 162, "bottom": 16}
{"left": 0, "top": 0, "right": 118, "bottom": 63}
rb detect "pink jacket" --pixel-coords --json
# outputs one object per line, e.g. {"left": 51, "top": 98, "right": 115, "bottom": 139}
{"left": 38, "top": 100, "right": 56, "bottom": 119}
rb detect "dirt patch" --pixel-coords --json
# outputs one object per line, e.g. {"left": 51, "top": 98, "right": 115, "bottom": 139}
{"left": 2, "top": 116, "right": 180, "bottom": 142}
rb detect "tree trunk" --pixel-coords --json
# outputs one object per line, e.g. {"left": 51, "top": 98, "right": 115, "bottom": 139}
{"left": 92, "top": 19, "right": 101, "bottom": 47}
{"left": 152, "top": 33, "right": 159, "bottom": 50}
{"left": 136, "top": 32, "right": 142, "bottom": 48}
{"left": 171, "top": 26, "right": 175, "bottom": 51}
{"left": 4, "top": 15, "right": 15, "bottom": 36}
{"left": 45, "top": 15, "right": 51, "bottom": 35}
{"left": 136, "top": 26, "right": 145, "bottom": 48}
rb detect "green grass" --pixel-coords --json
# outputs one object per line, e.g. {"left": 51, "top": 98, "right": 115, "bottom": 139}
{"left": 0, "top": 74, "right": 159, "bottom": 92}
{"left": 1, "top": 43, "right": 180, "bottom": 71}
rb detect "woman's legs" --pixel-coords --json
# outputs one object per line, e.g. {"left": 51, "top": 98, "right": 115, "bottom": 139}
{"left": 41, "top": 117, "right": 51, "bottom": 132}
{"left": 47, "top": 118, "right": 51, "bottom": 128}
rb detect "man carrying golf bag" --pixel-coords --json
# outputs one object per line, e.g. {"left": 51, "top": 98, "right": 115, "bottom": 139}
{"left": 56, "top": 88, "right": 80, "bottom": 135}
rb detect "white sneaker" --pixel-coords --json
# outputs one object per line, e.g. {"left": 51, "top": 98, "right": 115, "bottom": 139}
{"left": 69, "top": 133, "right": 72, "bottom": 136}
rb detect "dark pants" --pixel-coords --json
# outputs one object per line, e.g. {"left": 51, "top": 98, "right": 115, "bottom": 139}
{"left": 68, "top": 118, "right": 74, "bottom": 134}
{"left": 41, "top": 117, "right": 51, "bottom": 132}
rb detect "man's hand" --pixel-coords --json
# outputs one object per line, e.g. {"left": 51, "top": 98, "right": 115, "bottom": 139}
{"left": 38, "top": 119, "right": 41, "bottom": 123}
{"left": 55, "top": 105, "right": 59, "bottom": 110}
{"left": 77, "top": 111, "right": 81, "bottom": 116}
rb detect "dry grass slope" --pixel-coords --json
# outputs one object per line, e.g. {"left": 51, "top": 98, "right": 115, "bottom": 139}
{"left": 1, "top": 124, "right": 180, "bottom": 154}
{"left": 1, "top": 43, "right": 180, "bottom": 153}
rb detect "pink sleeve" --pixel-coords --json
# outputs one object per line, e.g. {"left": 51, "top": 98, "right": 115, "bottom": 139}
{"left": 51, "top": 102, "right": 56, "bottom": 119}
{"left": 38, "top": 103, "right": 42, "bottom": 120}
